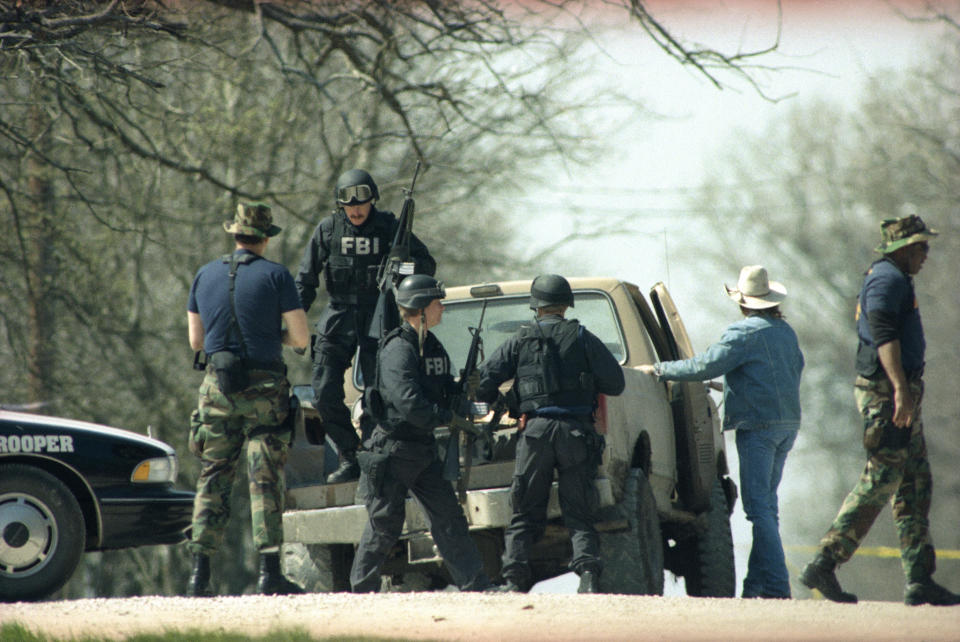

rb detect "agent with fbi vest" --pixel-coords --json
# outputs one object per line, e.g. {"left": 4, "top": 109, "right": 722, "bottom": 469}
{"left": 295, "top": 169, "right": 436, "bottom": 483}
{"left": 348, "top": 275, "right": 490, "bottom": 593}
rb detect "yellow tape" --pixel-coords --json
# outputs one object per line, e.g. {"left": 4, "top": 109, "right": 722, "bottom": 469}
{"left": 787, "top": 545, "right": 960, "bottom": 560}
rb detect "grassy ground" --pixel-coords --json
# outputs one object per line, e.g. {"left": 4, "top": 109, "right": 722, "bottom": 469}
{"left": 0, "top": 623, "right": 430, "bottom": 642}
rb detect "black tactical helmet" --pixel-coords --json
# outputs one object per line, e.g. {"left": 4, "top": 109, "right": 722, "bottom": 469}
{"left": 396, "top": 275, "right": 446, "bottom": 310}
{"left": 335, "top": 169, "right": 379, "bottom": 205}
{"left": 529, "top": 274, "right": 574, "bottom": 310}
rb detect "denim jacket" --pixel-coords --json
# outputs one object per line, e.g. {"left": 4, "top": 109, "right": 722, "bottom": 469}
{"left": 656, "top": 314, "right": 804, "bottom": 431}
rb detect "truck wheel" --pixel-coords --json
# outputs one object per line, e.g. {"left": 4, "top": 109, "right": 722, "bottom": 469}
{"left": 282, "top": 542, "right": 353, "bottom": 592}
{"left": 682, "top": 478, "right": 735, "bottom": 597}
{"left": 599, "top": 468, "right": 664, "bottom": 595}
{"left": 0, "top": 465, "right": 86, "bottom": 602}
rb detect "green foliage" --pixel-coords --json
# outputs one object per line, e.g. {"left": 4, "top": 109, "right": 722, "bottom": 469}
{"left": 0, "top": 2, "right": 610, "bottom": 599}
{"left": 0, "top": 622, "right": 427, "bottom": 642}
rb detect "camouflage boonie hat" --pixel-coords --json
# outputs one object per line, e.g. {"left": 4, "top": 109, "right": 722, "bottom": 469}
{"left": 874, "top": 214, "right": 937, "bottom": 254}
{"left": 223, "top": 202, "right": 281, "bottom": 238}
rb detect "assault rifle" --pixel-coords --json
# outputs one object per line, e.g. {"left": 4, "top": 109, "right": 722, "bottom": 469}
{"left": 368, "top": 160, "right": 421, "bottom": 341}
{"left": 443, "top": 299, "right": 488, "bottom": 498}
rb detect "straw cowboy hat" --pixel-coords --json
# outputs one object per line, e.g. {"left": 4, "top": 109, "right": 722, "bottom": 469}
{"left": 724, "top": 265, "right": 787, "bottom": 310}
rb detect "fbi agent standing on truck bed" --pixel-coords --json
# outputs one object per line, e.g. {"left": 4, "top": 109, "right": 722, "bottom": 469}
{"left": 474, "top": 274, "right": 625, "bottom": 593}
{"left": 186, "top": 203, "right": 309, "bottom": 596}
{"left": 349, "top": 275, "right": 490, "bottom": 593}
{"left": 296, "top": 169, "right": 436, "bottom": 483}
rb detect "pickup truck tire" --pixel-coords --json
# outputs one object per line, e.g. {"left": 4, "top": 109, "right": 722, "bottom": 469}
{"left": 0, "top": 465, "right": 86, "bottom": 602}
{"left": 282, "top": 542, "right": 352, "bottom": 592}
{"left": 599, "top": 468, "right": 664, "bottom": 595}
{"left": 681, "top": 478, "right": 735, "bottom": 597}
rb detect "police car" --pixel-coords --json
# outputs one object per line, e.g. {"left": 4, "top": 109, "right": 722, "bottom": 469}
{"left": 0, "top": 409, "right": 195, "bottom": 601}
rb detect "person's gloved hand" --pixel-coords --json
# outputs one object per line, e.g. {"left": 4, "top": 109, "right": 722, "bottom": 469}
{"left": 448, "top": 412, "right": 483, "bottom": 437}
{"left": 465, "top": 371, "right": 482, "bottom": 398}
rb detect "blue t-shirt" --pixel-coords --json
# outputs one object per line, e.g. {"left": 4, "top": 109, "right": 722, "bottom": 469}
{"left": 188, "top": 250, "right": 302, "bottom": 363}
{"left": 855, "top": 257, "right": 925, "bottom": 378}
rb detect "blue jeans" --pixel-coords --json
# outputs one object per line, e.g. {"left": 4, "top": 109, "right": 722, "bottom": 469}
{"left": 736, "top": 427, "right": 798, "bottom": 598}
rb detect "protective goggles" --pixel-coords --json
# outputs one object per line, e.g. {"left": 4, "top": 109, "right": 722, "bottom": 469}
{"left": 427, "top": 281, "right": 446, "bottom": 300}
{"left": 336, "top": 184, "right": 374, "bottom": 205}
{"left": 404, "top": 280, "right": 446, "bottom": 304}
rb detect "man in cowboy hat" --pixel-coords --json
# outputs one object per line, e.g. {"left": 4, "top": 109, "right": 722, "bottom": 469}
{"left": 799, "top": 214, "right": 959, "bottom": 606}
{"left": 640, "top": 265, "right": 804, "bottom": 599}
{"left": 186, "top": 202, "right": 309, "bottom": 596}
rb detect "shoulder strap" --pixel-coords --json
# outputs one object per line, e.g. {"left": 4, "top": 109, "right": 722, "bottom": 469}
{"left": 222, "top": 252, "right": 261, "bottom": 359}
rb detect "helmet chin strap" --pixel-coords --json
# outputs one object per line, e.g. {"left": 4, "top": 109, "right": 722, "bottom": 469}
{"left": 418, "top": 309, "right": 426, "bottom": 357}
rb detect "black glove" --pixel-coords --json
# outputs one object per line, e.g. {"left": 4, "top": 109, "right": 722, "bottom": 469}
{"left": 465, "top": 371, "right": 482, "bottom": 398}
{"left": 448, "top": 412, "right": 483, "bottom": 437}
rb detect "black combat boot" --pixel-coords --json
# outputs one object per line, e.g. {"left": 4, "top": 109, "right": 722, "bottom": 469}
{"left": 326, "top": 450, "right": 360, "bottom": 484}
{"left": 494, "top": 576, "right": 528, "bottom": 593}
{"left": 186, "top": 553, "right": 214, "bottom": 597}
{"left": 257, "top": 551, "right": 304, "bottom": 595}
{"left": 577, "top": 570, "right": 600, "bottom": 594}
{"left": 904, "top": 578, "right": 960, "bottom": 606}
{"left": 799, "top": 553, "right": 857, "bottom": 603}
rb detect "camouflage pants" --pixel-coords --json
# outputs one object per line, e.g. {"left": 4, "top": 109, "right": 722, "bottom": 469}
{"left": 188, "top": 370, "right": 291, "bottom": 556}
{"left": 818, "top": 377, "right": 935, "bottom": 582}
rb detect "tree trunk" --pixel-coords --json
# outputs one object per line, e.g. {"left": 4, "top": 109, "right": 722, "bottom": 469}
{"left": 25, "top": 99, "right": 57, "bottom": 410}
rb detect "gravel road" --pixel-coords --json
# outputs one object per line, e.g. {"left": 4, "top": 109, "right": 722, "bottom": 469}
{"left": 2, "top": 593, "right": 958, "bottom": 641}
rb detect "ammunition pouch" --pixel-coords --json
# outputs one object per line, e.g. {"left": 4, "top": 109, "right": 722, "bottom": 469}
{"left": 248, "top": 394, "right": 300, "bottom": 444}
{"left": 357, "top": 448, "right": 391, "bottom": 498}
{"left": 585, "top": 429, "right": 605, "bottom": 468}
{"left": 364, "top": 386, "right": 386, "bottom": 423}
{"left": 210, "top": 351, "right": 249, "bottom": 395}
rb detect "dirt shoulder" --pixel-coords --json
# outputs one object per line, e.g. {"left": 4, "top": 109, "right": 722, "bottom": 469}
{"left": 2, "top": 593, "right": 958, "bottom": 641}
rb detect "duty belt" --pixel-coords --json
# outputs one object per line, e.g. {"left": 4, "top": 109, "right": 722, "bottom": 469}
{"left": 857, "top": 366, "right": 923, "bottom": 384}
{"left": 529, "top": 405, "right": 593, "bottom": 419}
{"left": 206, "top": 360, "right": 286, "bottom": 375}
{"left": 329, "top": 292, "right": 380, "bottom": 306}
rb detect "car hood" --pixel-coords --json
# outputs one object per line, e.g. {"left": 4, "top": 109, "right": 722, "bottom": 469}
{"left": 0, "top": 410, "right": 175, "bottom": 456}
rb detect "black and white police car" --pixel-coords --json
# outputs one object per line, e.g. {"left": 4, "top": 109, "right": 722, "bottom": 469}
{"left": 0, "top": 409, "right": 195, "bottom": 601}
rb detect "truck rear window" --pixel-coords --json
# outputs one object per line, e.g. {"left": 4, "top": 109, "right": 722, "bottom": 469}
{"left": 434, "top": 290, "right": 626, "bottom": 373}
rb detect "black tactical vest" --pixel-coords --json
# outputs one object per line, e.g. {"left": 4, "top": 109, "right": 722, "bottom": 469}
{"left": 377, "top": 325, "right": 452, "bottom": 439}
{"left": 323, "top": 209, "right": 395, "bottom": 304}
{"left": 514, "top": 318, "right": 595, "bottom": 413}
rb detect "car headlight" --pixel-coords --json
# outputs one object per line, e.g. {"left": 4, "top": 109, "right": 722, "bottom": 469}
{"left": 131, "top": 454, "right": 178, "bottom": 483}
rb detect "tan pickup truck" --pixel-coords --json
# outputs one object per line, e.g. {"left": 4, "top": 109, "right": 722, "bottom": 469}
{"left": 281, "top": 277, "right": 737, "bottom": 595}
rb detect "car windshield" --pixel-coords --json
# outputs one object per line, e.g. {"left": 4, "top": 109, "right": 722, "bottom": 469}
{"left": 433, "top": 290, "right": 626, "bottom": 377}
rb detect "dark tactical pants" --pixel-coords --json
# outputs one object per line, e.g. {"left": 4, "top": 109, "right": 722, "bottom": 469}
{"left": 819, "top": 377, "right": 935, "bottom": 582}
{"left": 311, "top": 304, "right": 378, "bottom": 455}
{"left": 501, "top": 416, "right": 602, "bottom": 587}
{"left": 349, "top": 432, "right": 489, "bottom": 592}
{"left": 188, "top": 370, "right": 291, "bottom": 555}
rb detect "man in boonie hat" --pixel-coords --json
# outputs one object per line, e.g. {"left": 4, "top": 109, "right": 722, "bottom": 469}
{"left": 185, "top": 202, "right": 308, "bottom": 596}
{"left": 800, "top": 214, "right": 959, "bottom": 606}
{"left": 222, "top": 201, "right": 282, "bottom": 238}
{"left": 640, "top": 265, "right": 804, "bottom": 599}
